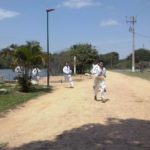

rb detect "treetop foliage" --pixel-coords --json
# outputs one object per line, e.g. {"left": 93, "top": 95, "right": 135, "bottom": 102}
{"left": 0, "top": 41, "right": 150, "bottom": 73}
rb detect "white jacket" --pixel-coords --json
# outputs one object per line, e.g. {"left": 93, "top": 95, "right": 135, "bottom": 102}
{"left": 32, "top": 68, "right": 41, "bottom": 77}
{"left": 91, "top": 64, "right": 106, "bottom": 77}
{"left": 63, "top": 66, "right": 72, "bottom": 75}
{"left": 15, "top": 66, "right": 22, "bottom": 74}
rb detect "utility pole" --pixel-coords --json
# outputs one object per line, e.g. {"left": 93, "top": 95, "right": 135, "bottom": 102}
{"left": 73, "top": 45, "right": 77, "bottom": 75}
{"left": 74, "top": 56, "right": 76, "bottom": 75}
{"left": 126, "top": 16, "right": 137, "bottom": 72}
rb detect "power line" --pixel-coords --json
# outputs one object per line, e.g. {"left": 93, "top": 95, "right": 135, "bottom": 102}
{"left": 135, "top": 32, "right": 150, "bottom": 39}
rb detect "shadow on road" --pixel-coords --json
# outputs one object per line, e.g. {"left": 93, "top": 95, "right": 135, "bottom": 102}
{"left": 1, "top": 118, "right": 150, "bottom": 150}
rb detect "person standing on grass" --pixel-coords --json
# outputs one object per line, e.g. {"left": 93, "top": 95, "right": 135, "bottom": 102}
{"left": 32, "top": 67, "right": 41, "bottom": 84}
{"left": 14, "top": 66, "right": 23, "bottom": 80}
{"left": 91, "top": 60, "right": 106, "bottom": 101}
{"left": 32, "top": 68, "right": 41, "bottom": 80}
{"left": 63, "top": 62, "right": 74, "bottom": 88}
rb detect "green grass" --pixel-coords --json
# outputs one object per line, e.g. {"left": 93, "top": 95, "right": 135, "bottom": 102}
{"left": 0, "top": 84, "right": 51, "bottom": 113}
{"left": 113, "top": 70, "right": 150, "bottom": 81}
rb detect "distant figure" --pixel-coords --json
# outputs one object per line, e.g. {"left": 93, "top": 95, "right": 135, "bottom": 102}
{"left": 63, "top": 62, "right": 74, "bottom": 88}
{"left": 32, "top": 68, "right": 41, "bottom": 82}
{"left": 15, "top": 66, "right": 22, "bottom": 74}
{"left": 91, "top": 60, "right": 106, "bottom": 101}
{"left": 139, "top": 63, "right": 144, "bottom": 72}
{"left": 14, "top": 66, "right": 23, "bottom": 80}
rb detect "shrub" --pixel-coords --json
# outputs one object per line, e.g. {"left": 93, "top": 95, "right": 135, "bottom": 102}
{"left": 17, "top": 75, "right": 31, "bottom": 92}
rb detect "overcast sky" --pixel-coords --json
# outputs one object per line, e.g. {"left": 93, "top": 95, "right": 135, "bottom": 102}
{"left": 0, "top": 0, "right": 150, "bottom": 58}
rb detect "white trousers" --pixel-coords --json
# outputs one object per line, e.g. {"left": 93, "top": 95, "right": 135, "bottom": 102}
{"left": 64, "top": 74, "right": 74, "bottom": 87}
{"left": 93, "top": 77, "right": 106, "bottom": 99}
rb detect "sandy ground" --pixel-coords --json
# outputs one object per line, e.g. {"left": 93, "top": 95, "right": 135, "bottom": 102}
{"left": 0, "top": 71, "right": 150, "bottom": 150}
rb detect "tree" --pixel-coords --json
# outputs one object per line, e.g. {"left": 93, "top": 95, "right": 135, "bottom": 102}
{"left": 0, "top": 45, "right": 16, "bottom": 68}
{"left": 12, "top": 41, "right": 45, "bottom": 92}
{"left": 50, "top": 51, "right": 72, "bottom": 75}
{"left": 99, "top": 52, "right": 119, "bottom": 68}
{"left": 69, "top": 44, "right": 99, "bottom": 73}
{"left": 127, "top": 48, "right": 150, "bottom": 63}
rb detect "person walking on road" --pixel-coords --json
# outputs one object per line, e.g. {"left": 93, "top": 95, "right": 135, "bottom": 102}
{"left": 91, "top": 60, "right": 106, "bottom": 101}
{"left": 63, "top": 62, "right": 74, "bottom": 88}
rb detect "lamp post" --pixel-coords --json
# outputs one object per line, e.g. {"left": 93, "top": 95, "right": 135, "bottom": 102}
{"left": 46, "top": 8, "right": 55, "bottom": 87}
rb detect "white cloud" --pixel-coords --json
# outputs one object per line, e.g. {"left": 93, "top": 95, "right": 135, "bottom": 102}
{"left": 58, "top": 0, "right": 101, "bottom": 9}
{"left": 0, "top": 8, "right": 19, "bottom": 21}
{"left": 100, "top": 19, "right": 119, "bottom": 27}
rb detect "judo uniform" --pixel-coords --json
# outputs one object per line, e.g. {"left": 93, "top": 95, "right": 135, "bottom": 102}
{"left": 91, "top": 64, "right": 106, "bottom": 100}
{"left": 63, "top": 65, "right": 74, "bottom": 88}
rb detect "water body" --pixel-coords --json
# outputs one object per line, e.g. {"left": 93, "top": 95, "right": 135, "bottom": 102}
{"left": 0, "top": 69, "right": 47, "bottom": 81}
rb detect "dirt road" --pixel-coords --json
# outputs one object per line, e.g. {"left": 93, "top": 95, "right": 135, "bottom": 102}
{"left": 0, "top": 71, "right": 150, "bottom": 150}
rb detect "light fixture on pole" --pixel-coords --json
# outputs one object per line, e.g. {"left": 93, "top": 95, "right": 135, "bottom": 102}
{"left": 46, "top": 8, "right": 55, "bottom": 87}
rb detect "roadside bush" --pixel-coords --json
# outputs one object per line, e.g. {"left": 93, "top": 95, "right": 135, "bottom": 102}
{"left": 17, "top": 75, "right": 31, "bottom": 92}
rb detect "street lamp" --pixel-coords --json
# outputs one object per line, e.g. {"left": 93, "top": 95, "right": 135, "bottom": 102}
{"left": 46, "top": 8, "right": 55, "bottom": 87}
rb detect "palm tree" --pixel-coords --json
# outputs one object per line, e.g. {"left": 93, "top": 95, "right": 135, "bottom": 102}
{"left": 13, "top": 41, "right": 45, "bottom": 92}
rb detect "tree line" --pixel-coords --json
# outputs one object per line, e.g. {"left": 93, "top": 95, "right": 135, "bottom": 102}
{"left": 0, "top": 41, "right": 150, "bottom": 75}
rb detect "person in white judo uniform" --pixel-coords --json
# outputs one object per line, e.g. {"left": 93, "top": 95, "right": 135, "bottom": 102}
{"left": 91, "top": 60, "right": 106, "bottom": 101}
{"left": 32, "top": 68, "right": 41, "bottom": 80}
{"left": 15, "top": 66, "right": 22, "bottom": 75}
{"left": 31, "top": 68, "right": 41, "bottom": 84}
{"left": 63, "top": 62, "right": 74, "bottom": 88}
{"left": 14, "top": 66, "right": 23, "bottom": 80}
